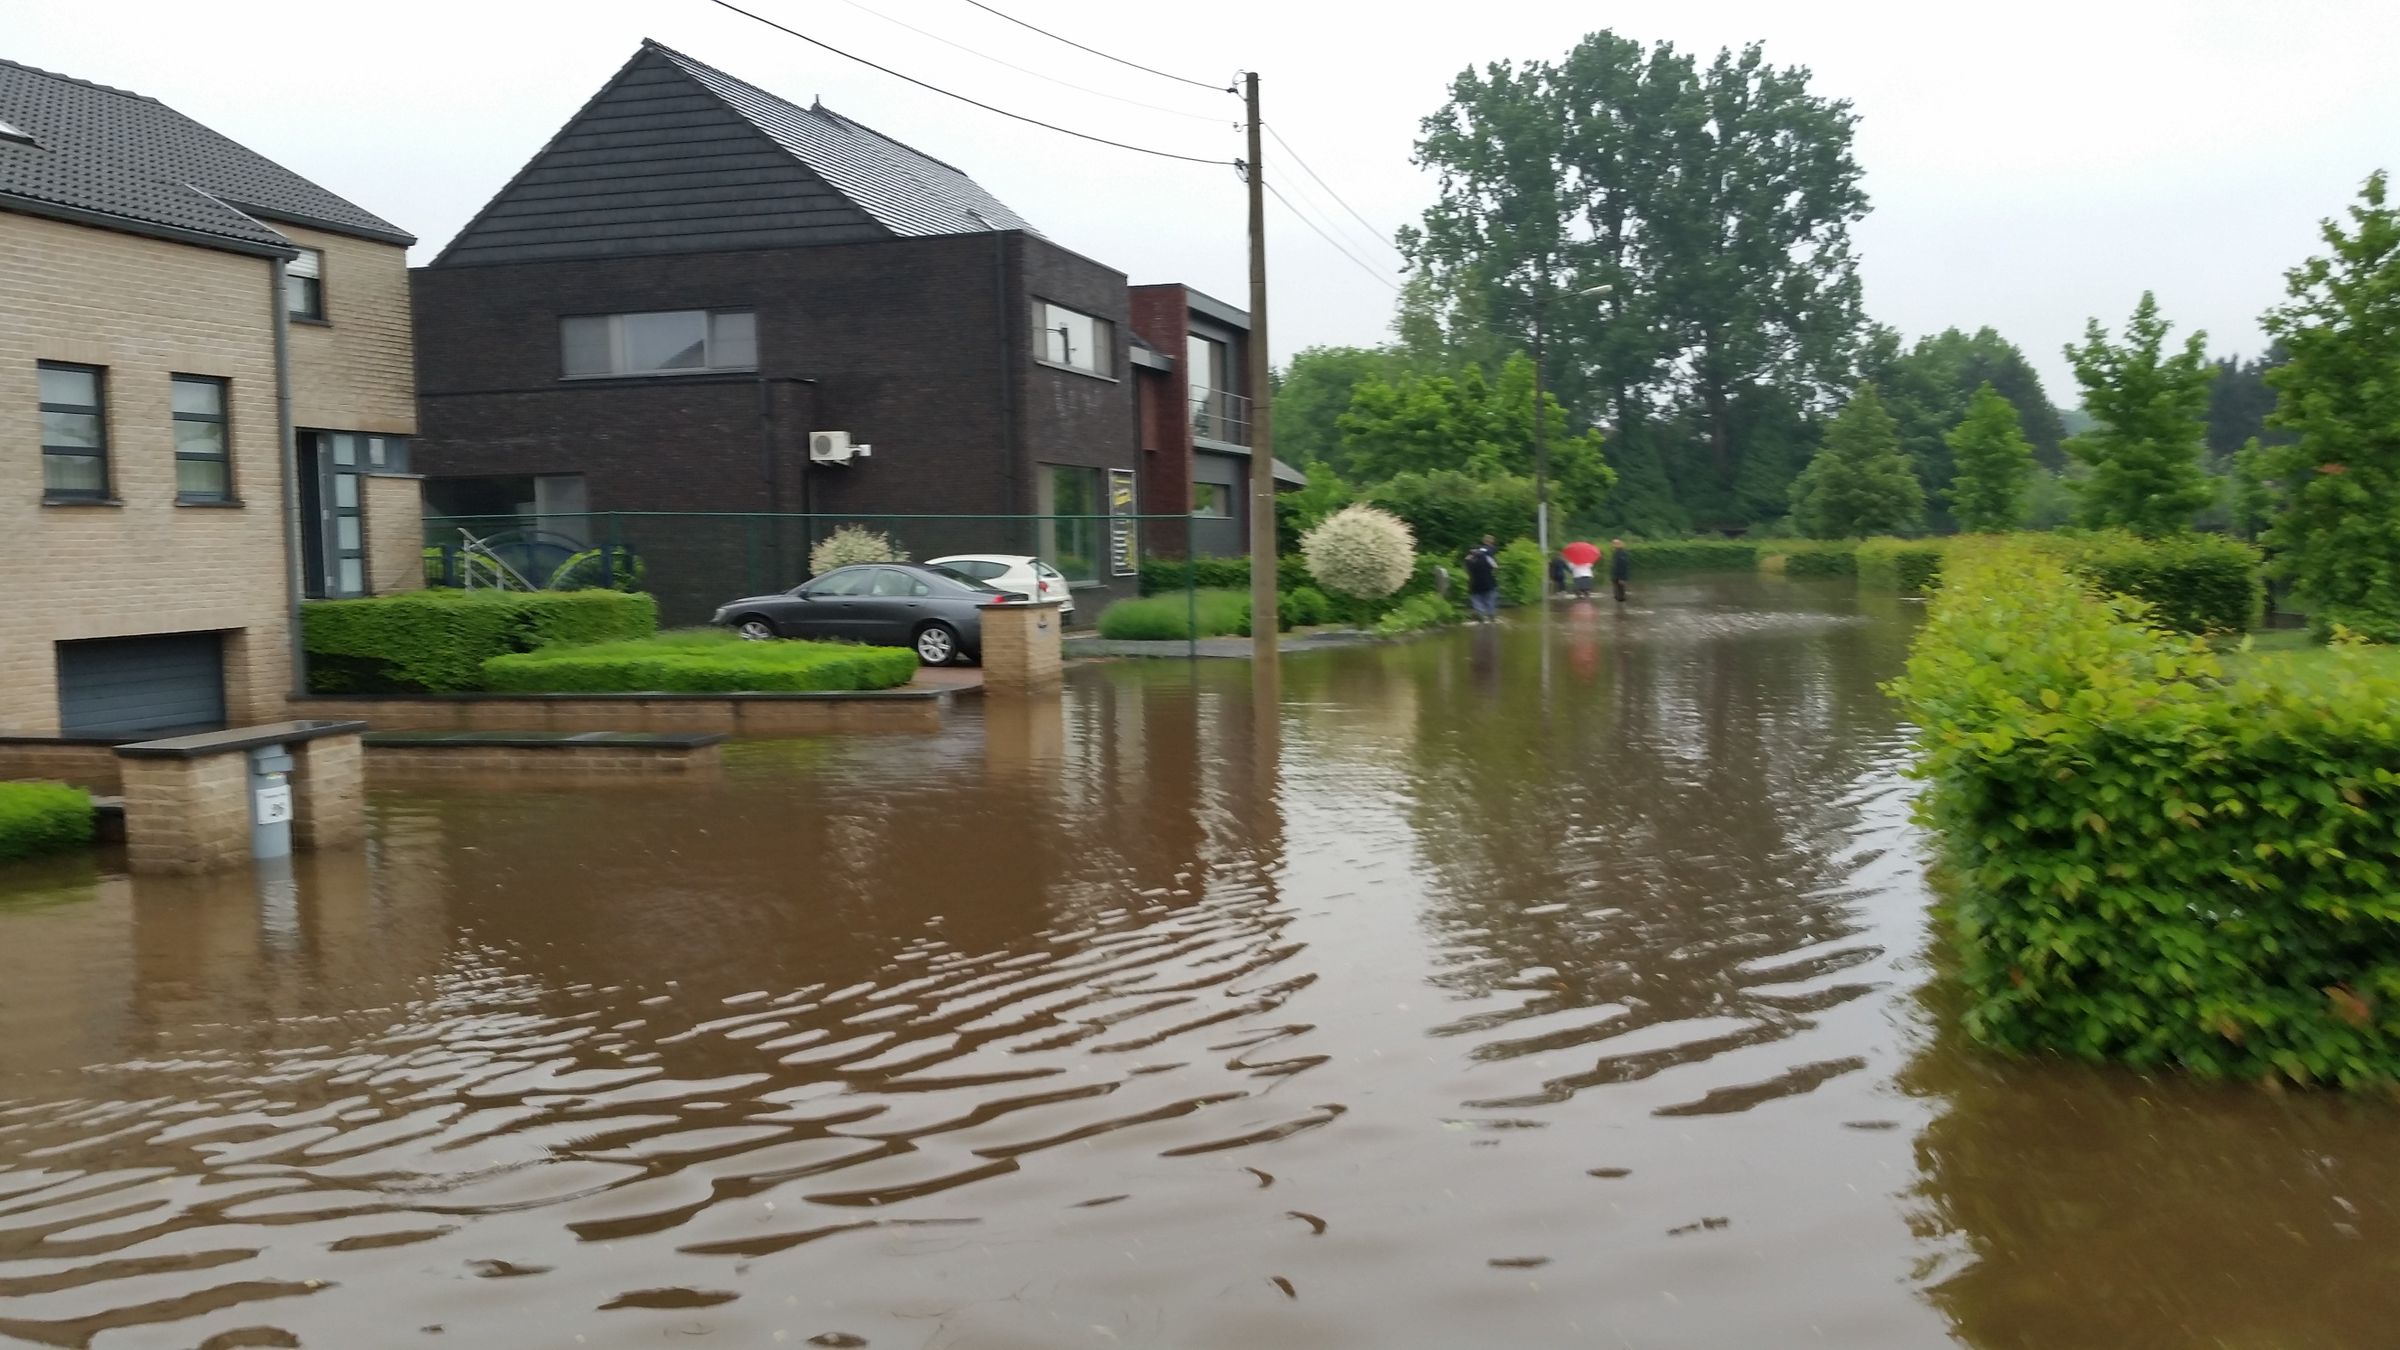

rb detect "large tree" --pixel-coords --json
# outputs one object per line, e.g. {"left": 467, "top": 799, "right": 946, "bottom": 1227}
{"left": 1862, "top": 325, "right": 2068, "bottom": 499}
{"left": 1275, "top": 345, "right": 1404, "bottom": 474}
{"left": 1944, "top": 384, "right": 2037, "bottom": 533}
{"left": 1402, "top": 31, "right": 1866, "bottom": 530}
{"left": 2063, "top": 292, "right": 2214, "bottom": 536}
{"left": 2203, "top": 345, "right": 2292, "bottom": 459}
{"left": 2260, "top": 171, "right": 2400, "bottom": 640}
{"left": 1334, "top": 353, "right": 1615, "bottom": 521}
{"left": 1788, "top": 384, "right": 1924, "bottom": 538}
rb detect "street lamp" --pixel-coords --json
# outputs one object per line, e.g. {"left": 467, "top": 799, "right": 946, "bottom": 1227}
{"left": 1531, "top": 282, "right": 1612, "bottom": 563}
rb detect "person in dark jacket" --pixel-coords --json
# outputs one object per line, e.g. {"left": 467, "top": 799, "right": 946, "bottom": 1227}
{"left": 1610, "top": 538, "right": 1632, "bottom": 603}
{"left": 1462, "top": 536, "right": 1500, "bottom": 623}
{"left": 1548, "top": 552, "right": 1570, "bottom": 597}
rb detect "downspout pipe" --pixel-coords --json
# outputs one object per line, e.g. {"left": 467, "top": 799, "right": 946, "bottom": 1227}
{"left": 271, "top": 254, "right": 306, "bottom": 700}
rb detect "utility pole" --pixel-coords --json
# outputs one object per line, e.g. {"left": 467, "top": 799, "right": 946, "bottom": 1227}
{"left": 1243, "top": 71, "right": 1279, "bottom": 668}
{"left": 1531, "top": 276, "right": 1550, "bottom": 562}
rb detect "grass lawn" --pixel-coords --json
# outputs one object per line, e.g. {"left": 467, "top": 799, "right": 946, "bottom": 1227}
{"left": 480, "top": 629, "right": 921, "bottom": 693}
{"left": 2221, "top": 628, "right": 2400, "bottom": 694}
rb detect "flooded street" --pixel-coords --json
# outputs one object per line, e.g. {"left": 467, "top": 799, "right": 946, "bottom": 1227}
{"left": 5, "top": 575, "right": 2400, "bottom": 1348}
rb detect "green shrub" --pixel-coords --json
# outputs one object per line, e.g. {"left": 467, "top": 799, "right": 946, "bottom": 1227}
{"left": 1616, "top": 538, "right": 1758, "bottom": 572}
{"left": 1765, "top": 541, "right": 1859, "bottom": 577}
{"left": 2053, "top": 530, "right": 2262, "bottom": 634}
{"left": 1137, "top": 556, "right": 1310, "bottom": 597}
{"left": 1497, "top": 539, "right": 1545, "bottom": 607}
{"left": 303, "top": 589, "right": 658, "bottom": 693}
{"left": 1892, "top": 538, "right": 2400, "bottom": 1086}
{"left": 1281, "top": 586, "right": 1334, "bottom": 628}
{"left": 481, "top": 631, "right": 916, "bottom": 693}
{"left": 1857, "top": 537, "right": 1948, "bottom": 594}
{"left": 1373, "top": 591, "right": 1461, "bottom": 637}
{"left": 0, "top": 782, "right": 93, "bottom": 865}
{"left": 1097, "top": 589, "right": 1252, "bottom": 640}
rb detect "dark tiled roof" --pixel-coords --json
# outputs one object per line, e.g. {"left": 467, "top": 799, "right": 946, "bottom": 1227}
{"left": 0, "top": 57, "right": 410, "bottom": 253}
{"left": 647, "top": 41, "right": 1037, "bottom": 239}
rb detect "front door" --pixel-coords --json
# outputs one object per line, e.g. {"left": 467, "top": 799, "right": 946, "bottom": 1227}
{"left": 300, "top": 431, "right": 368, "bottom": 598}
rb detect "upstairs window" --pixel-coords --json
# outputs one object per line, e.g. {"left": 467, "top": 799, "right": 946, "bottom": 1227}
{"left": 285, "top": 247, "right": 325, "bottom": 320}
{"left": 562, "top": 310, "right": 757, "bottom": 378}
{"left": 171, "top": 375, "right": 232, "bottom": 502}
{"left": 37, "top": 362, "right": 108, "bottom": 501}
{"left": 1032, "top": 300, "right": 1112, "bottom": 377}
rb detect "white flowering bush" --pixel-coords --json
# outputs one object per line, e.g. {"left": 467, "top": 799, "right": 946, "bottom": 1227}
{"left": 1302, "top": 504, "right": 1416, "bottom": 600}
{"left": 809, "top": 525, "right": 909, "bottom": 575}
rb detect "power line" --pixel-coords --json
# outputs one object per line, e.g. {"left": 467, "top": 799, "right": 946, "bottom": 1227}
{"left": 705, "top": 0, "right": 1234, "bottom": 166}
{"left": 826, "top": 0, "right": 1229, "bottom": 123}
{"left": 1265, "top": 124, "right": 1405, "bottom": 261}
{"left": 1264, "top": 180, "right": 1401, "bottom": 292}
{"left": 959, "top": 0, "right": 1232, "bottom": 94}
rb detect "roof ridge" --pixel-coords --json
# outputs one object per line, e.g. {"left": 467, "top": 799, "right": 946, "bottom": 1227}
{"left": 0, "top": 57, "right": 161, "bottom": 105}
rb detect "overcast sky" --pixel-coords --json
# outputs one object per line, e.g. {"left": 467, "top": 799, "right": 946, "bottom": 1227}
{"left": 14, "top": 0, "right": 2396, "bottom": 401}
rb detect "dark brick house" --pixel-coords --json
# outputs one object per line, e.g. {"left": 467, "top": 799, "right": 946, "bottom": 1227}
{"left": 1127, "top": 283, "right": 1303, "bottom": 560}
{"left": 412, "top": 40, "right": 1146, "bottom": 613}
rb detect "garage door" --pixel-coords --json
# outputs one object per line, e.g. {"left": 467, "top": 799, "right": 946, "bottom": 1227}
{"left": 56, "top": 632, "right": 228, "bottom": 738}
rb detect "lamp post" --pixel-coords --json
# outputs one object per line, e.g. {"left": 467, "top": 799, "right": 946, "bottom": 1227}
{"left": 1530, "top": 281, "right": 1611, "bottom": 562}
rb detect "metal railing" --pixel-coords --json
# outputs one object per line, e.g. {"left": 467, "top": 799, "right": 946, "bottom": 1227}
{"left": 1190, "top": 390, "right": 1252, "bottom": 447}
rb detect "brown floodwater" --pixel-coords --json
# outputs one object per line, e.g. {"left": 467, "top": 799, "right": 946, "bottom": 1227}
{"left": 3, "top": 574, "right": 2397, "bottom": 1348}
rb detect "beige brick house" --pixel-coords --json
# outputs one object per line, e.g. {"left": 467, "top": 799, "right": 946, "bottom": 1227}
{"left": 0, "top": 57, "right": 419, "bottom": 738}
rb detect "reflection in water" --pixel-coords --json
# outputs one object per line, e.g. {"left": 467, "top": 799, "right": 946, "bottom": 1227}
{"left": 0, "top": 576, "right": 2390, "bottom": 1346}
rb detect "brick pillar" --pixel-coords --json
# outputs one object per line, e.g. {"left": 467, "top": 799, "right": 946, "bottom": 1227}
{"left": 979, "top": 602, "right": 1064, "bottom": 694}
{"left": 291, "top": 732, "right": 365, "bottom": 850}
{"left": 120, "top": 756, "right": 251, "bottom": 875}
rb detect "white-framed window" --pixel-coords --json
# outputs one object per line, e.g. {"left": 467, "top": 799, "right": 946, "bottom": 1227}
{"left": 285, "top": 247, "right": 325, "bottom": 320}
{"left": 561, "top": 310, "right": 758, "bottom": 378}
{"left": 1031, "top": 300, "right": 1112, "bottom": 377}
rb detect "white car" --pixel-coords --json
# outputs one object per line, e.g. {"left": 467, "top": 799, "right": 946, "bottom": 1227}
{"left": 926, "top": 554, "right": 1075, "bottom": 617}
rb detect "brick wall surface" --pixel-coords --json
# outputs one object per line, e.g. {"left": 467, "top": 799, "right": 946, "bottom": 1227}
{"left": 284, "top": 225, "right": 418, "bottom": 436}
{"left": 0, "top": 213, "right": 292, "bottom": 733}
{"left": 0, "top": 742, "right": 122, "bottom": 793}
{"left": 285, "top": 693, "right": 949, "bottom": 735}
{"left": 121, "top": 754, "right": 251, "bottom": 874}
{"left": 978, "top": 603, "right": 1063, "bottom": 693}
{"left": 291, "top": 733, "right": 365, "bottom": 851}
{"left": 363, "top": 473, "right": 425, "bottom": 594}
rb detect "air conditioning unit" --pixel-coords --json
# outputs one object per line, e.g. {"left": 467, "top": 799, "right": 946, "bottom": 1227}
{"left": 809, "top": 431, "right": 873, "bottom": 465}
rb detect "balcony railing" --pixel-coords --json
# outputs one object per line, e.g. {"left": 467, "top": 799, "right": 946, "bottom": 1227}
{"left": 1190, "top": 390, "right": 1252, "bottom": 447}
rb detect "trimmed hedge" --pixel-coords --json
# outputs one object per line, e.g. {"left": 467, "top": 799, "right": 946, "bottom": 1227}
{"left": 0, "top": 782, "right": 93, "bottom": 864}
{"left": 1497, "top": 539, "right": 1545, "bottom": 607}
{"left": 1097, "top": 589, "right": 1253, "bottom": 640}
{"left": 1763, "top": 541, "right": 1860, "bottom": 577}
{"left": 1374, "top": 591, "right": 1463, "bottom": 637}
{"left": 1893, "top": 538, "right": 2400, "bottom": 1086}
{"left": 481, "top": 631, "right": 916, "bottom": 693}
{"left": 1619, "top": 538, "right": 1758, "bottom": 572}
{"left": 2055, "top": 530, "right": 2262, "bottom": 635}
{"left": 304, "top": 589, "right": 658, "bottom": 693}
{"left": 1857, "top": 537, "right": 1948, "bottom": 594}
{"left": 1137, "top": 556, "right": 1312, "bottom": 597}
{"left": 1282, "top": 586, "right": 1334, "bottom": 628}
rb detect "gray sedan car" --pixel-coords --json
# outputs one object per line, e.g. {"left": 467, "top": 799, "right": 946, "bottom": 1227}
{"left": 710, "top": 562, "right": 1020, "bottom": 665}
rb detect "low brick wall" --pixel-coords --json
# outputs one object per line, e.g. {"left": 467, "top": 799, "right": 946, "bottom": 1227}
{"left": 364, "top": 739, "right": 725, "bottom": 783}
{"left": 0, "top": 739, "right": 124, "bottom": 793}
{"left": 288, "top": 690, "right": 949, "bottom": 735}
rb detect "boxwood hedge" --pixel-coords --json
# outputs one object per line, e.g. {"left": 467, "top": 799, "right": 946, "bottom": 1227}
{"left": 1892, "top": 538, "right": 2400, "bottom": 1087}
{"left": 1857, "top": 537, "right": 1948, "bottom": 594}
{"left": 0, "top": 782, "right": 93, "bottom": 864}
{"left": 480, "top": 632, "right": 916, "bottom": 693}
{"left": 304, "top": 589, "right": 657, "bottom": 693}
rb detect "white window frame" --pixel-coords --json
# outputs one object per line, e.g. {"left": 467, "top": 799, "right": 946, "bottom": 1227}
{"left": 561, "top": 309, "right": 758, "bottom": 379}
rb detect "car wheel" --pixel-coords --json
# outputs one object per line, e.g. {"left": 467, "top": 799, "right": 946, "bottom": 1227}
{"left": 914, "top": 622, "right": 961, "bottom": 666}
{"left": 734, "top": 616, "right": 777, "bottom": 641}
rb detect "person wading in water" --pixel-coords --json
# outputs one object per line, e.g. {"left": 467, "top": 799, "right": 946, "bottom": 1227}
{"left": 1611, "top": 538, "right": 1632, "bottom": 604}
{"left": 1462, "top": 536, "right": 1501, "bottom": 624}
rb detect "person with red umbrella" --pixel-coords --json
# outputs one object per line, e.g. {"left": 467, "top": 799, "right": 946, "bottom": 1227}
{"left": 1562, "top": 540, "right": 1601, "bottom": 600}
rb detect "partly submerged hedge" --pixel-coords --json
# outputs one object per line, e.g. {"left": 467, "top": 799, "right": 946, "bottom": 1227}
{"left": 0, "top": 782, "right": 93, "bottom": 864}
{"left": 481, "top": 631, "right": 915, "bottom": 693}
{"left": 305, "top": 589, "right": 658, "bottom": 693}
{"left": 1892, "top": 538, "right": 2400, "bottom": 1087}
{"left": 1620, "top": 538, "right": 1758, "bottom": 572}
{"left": 1854, "top": 532, "right": 2261, "bottom": 634}
{"left": 1763, "top": 541, "right": 1860, "bottom": 577}
{"left": 1373, "top": 591, "right": 1462, "bottom": 637}
{"left": 1497, "top": 539, "right": 1546, "bottom": 606}
{"left": 1857, "top": 538, "right": 1948, "bottom": 594}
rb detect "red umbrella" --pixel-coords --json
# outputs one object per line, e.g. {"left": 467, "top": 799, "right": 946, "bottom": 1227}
{"left": 1561, "top": 540, "right": 1601, "bottom": 567}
